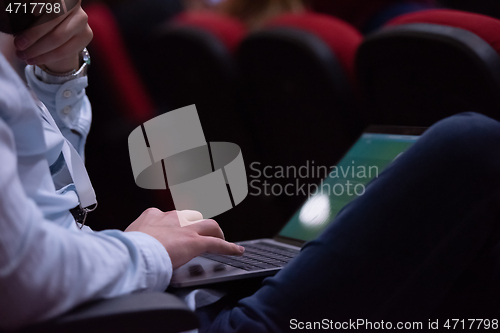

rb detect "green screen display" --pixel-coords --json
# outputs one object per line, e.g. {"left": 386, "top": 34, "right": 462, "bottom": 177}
{"left": 279, "top": 133, "right": 420, "bottom": 242}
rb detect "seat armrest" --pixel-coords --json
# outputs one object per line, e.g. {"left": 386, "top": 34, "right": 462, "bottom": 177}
{"left": 22, "top": 292, "right": 199, "bottom": 333}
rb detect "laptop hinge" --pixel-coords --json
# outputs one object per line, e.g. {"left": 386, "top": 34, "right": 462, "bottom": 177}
{"left": 273, "top": 236, "right": 305, "bottom": 248}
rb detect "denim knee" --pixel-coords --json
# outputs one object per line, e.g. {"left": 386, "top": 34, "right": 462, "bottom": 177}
{"left": 423, "top": 112, "right": 500, "bottom": 172}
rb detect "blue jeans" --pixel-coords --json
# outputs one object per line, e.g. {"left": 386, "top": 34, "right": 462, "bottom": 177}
{"left": 203, "top": 113, "right": 500, "bottom": 332}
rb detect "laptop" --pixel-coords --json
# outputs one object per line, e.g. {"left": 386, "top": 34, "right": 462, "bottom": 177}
{"left": 170, "top": 125, "right": 426, "bottom": 287}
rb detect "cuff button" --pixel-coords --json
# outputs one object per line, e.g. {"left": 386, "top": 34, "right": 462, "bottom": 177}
{"left": 63, "top": 90, "right": 72, "bottom": 98}
{"left": 62, "top": 105, "right": 72, "bottom": 115}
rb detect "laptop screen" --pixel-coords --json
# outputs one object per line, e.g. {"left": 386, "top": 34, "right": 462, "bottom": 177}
{"left": 278, "top": 128, "right": 423, "bottom": 242}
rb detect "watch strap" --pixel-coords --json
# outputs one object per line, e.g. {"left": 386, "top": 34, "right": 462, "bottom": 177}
{"left": 34, "top": 48, "right": 90, "bottom": 84}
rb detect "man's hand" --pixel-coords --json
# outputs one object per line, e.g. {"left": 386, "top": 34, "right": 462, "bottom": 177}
{"left": 13, "top": 0, "right": 92, "bottom": 73}
{"left": 125, "top": 208, "right": 244, "bottom": 269}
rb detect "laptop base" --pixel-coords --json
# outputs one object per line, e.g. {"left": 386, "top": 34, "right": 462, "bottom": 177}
{"left": 170, "top": 239, "right": 299, "bottom": 288}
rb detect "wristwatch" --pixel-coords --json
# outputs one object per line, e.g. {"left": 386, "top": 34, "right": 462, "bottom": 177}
{"left": 34, "top": 48, "right": 91, "bottom": 84}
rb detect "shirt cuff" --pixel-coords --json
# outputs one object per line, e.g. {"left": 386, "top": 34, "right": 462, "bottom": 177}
{"left": 25, "top": 65, "right": 91, "bottom": 137}
{"left": 121, "top": 231, "right": 173, "bottom": 291}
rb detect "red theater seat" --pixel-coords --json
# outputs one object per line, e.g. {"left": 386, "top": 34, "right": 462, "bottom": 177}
{"left": 386, "top": 10, "right": 500, "bottom": 51}
{"left": 84, "top": 3, "right": 173, "bottom": 232}
{"left": 145, "top": 12, "right": 268, "bottom": 241}
{"left": 356, "top": 9, "right": 500, "bottom": 126}
{"left": 147, "top": 12, "right": 248, "bottom": 147}
{"left": 309, "top": 0, "right": 436, "bottom": 33}
{"left": 265, "top": 13, "right": 362, "bottom": 84}
{"left": 85, "top": 3, "right": 156, "bottom": 124}
{"left": 173, "top": 12, "right": 246, "bottom": 53}
{"left": 438, "top": 0, "right": 500, "bottom": 21}
{"left": 237, "top": 12, "right": 363, "bottom": 217}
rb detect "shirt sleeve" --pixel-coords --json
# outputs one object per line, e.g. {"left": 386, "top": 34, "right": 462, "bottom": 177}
{"left": 24, "top": 65, "right": 91, "bottom": 157}
{"left": 0, "top": 117, "right": 173, "bottom": 331}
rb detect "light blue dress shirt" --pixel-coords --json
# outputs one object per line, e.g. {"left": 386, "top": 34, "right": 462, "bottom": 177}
{"left": 0, "top": 53, "right": 172, "bottom": 330}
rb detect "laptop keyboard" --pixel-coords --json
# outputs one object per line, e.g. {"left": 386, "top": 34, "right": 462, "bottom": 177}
{"left": 201, "top": 242, "right": 300, "bottom": 271}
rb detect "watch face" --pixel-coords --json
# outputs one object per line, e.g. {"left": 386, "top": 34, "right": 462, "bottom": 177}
{"left": 81, "top": 48, "right": 90, "bottom": 66}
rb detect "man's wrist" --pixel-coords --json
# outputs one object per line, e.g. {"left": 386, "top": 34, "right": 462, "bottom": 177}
{"left": 34, "top": 48, "right": 90, "bottom": 84}
{"left": 43, "top": 54, "right": 80, "bottom": 74}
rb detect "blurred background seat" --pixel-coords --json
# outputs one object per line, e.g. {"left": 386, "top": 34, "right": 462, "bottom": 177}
{"left": 80, "top": 0, "right": 500, "bottom": 239}
{"left": 237, "top": 12, "right": 363, "bottom": 220}
{"left": 86, "top": 2, "right": 156, "bottom": 124}
{"left": 146, "top": 12, "right": 253, "bottom": 153}
{"left": 361, "top": 1, "right": 436, "bottom": 34}
{"left": 144, "top": 12, "right": 278, "bottom": 241}
{"left": 356, "top": 9, "right": 500, "bottom": 126}
{"left": 84, "top": 3, "right": 173, "bottom": 231}
{"left": 438, "top": 0, "right": 500, "bottom": 20}
{"left": 306, "top": 0, "right": 437, "bottom": 34}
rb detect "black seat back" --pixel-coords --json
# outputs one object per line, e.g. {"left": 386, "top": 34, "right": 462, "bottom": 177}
{"left": 357, "top": 23, "right": 500, "bottom": 126}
